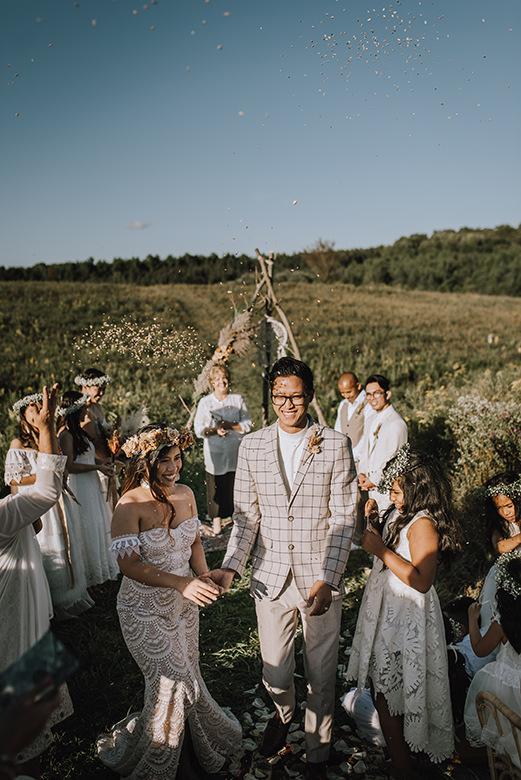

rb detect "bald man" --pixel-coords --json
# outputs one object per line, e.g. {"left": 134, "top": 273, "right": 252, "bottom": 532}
{"left": 334, "top": 373, "right": 375, "bottom": 463}
{"left": 334, "top": 373, "right": 375, "bottom": 546}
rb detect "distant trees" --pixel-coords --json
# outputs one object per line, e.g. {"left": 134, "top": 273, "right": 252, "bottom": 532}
{"left": 1, "top": 224, "right": 520, "bottom": 296}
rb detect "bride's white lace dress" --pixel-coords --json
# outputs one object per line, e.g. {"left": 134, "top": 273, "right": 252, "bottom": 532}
{"left": 346, "top": 509, "right": 454, "bottom": 763}
{"left": 97, "top": 516, "right": 242, "bottom": 779}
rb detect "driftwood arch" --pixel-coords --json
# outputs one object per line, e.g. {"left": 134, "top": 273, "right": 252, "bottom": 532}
{"left": 186, "top": 249, "right": 326, "bottom": 428}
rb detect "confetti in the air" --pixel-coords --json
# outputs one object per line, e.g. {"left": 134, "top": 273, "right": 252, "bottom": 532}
{"left": 75, "top": 319, "right": 205, "bottom": 370}
{"left": 293, "top": 200, "right": 297, "bottom": 205}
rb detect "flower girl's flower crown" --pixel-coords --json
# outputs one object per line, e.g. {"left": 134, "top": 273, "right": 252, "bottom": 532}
{"left": 122, "top": 427, "right": 194, "bottom": 459}
{"left": 12, "top": 393, "right": 44, "bottom": 416}
{"left": 377, "top": 443, "right": 412, "bottom": 493}
{"left": 495, "top": 549, "right": 521, "bottom": 598}
{"left": 56, "top": 394, "right": 90, "bottom": 418}
{"left": 74, "top": 374, "right": 111, "bottom": 387}
{"left": 483, "top": 478, "right": 521, "bottom": 501}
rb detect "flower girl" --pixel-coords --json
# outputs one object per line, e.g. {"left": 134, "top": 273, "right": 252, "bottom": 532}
{"left": 346, "top": 445, "right": 461, "bottom": 779}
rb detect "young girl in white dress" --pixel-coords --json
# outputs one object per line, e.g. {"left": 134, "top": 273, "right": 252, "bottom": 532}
{"left": 478, "top": 472, "right": 521, "bottom": 628}
{"left": 57, "top": 391, "right": 119, "bottom": 589}
{"left": 464, "top": 550, "right": 521, "bottom": 769}
{"left": 97, "top": 424, "right": 242, "bottom": 779}
{"left": 5, "top": 393, "right": 93, "bottom": 618}
{"left": 347, "top": 445, "right": 462, "bottom": 780}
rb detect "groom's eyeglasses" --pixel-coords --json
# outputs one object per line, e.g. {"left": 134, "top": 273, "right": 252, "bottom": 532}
{"left": 271, "top": 394, "right": 307, "bottom": 407}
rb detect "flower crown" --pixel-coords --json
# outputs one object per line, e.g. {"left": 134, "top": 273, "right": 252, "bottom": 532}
{"left": 377, "top": 443, "right": 411, "bottom": 494}
{"left": 56, "top": 394, "right": 89, "bottom": 418}
{"left": 12, "top": 393, "right": 44, "bottom": 416}
{"left": 122, "top": 427, "right": 194, "bottom": 459}
{"left": 495, "top": 549, "right": 521, "bottom": 599}
{"left": 483, "top": 478, "right": 521, "bottom": 501}
{"left": 74, "top": 374, "right": 111, "bottom": 387}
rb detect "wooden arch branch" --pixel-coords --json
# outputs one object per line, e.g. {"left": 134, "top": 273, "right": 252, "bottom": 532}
{"left": 255, "top": 249, "right": 327, "bottom": 427}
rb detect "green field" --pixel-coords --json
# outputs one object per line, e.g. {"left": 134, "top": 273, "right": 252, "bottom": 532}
{"left": 3, "top": 279, "right": 521, "bottom": 777}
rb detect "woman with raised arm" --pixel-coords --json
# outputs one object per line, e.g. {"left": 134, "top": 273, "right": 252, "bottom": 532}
{"left": 0, "top": 385, "right": 73, "bottom": 779}
{"left": 97, "top": 424, "right": 241, "bottom": 780}
{"left": 5, "top": 394, "right": 93, "bottom": 618}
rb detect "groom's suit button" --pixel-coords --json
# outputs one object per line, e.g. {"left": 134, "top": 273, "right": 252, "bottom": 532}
{"left": 288, "top": 544, "right": 294, "bottom": 550}
{"left": 288, "top": 516, "right": 294, "bottom": 522}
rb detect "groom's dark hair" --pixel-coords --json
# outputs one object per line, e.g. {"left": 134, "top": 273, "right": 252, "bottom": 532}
{"left": 269, "top": 357, "right": 314, "bottom": 396}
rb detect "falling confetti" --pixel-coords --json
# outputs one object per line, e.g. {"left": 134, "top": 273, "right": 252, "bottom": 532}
{"left": 217, "top": 44, "right": 222, "bottom": 50}
{"left": 238, "top": 110, "right": 244, "bottom": 116}
{"left": 92, "top": 19, "right": 97, "bottom": 26}
{"left": 75, "top": 319, "right": 205, "bottom": 370}
{"left": 293, "top": 200, "right": 297, "bottom": 205}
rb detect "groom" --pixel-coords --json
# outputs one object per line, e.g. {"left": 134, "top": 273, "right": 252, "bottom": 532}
{"left": 211, "top": 357, "right": 357, "bottom": 780}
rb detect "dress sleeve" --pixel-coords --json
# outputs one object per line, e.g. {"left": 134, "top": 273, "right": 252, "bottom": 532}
{"left": 4, "top": 449, "right": 33, "bottom": 486}
{"left": 193, "top": 396, "right": 211, "bottom": 439}
{"left": 0, "top": 453, "right": 67, "bottom": 538}
{"left": 110, "top": 534, "right": 141, "bottom": 561}
{"left": 237, "top": 395, "right": 252, "bottom": 434}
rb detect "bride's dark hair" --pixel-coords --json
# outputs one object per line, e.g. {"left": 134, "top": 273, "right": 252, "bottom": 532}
{"left": 381, "top": 448, "right": 462, "bottom": 567}
{"left": 121, "top": 423, "right": 185, "bottom": 526}
{"left": 18, "top": 407, "right": 39, "bottom": 449}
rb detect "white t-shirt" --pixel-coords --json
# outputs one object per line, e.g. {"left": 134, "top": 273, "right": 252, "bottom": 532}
{"left": 277, "top": 420, "right": 310, "bottom": 491}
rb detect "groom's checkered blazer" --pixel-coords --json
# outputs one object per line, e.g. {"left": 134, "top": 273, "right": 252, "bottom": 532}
{"left": 222, "top": 417, "right": 357, "bottom": 600}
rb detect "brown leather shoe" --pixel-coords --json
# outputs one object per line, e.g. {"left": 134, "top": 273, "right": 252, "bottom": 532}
{"left": 305, "top": 761, "right": 327, "bottom": 780}
{"left": 258, "top": 711, "right": 293, "bottom": 757}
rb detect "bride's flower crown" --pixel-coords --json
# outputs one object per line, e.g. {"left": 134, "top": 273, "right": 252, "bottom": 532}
{"left": 74, "top": 374, "right": 111, "bottom": 387}
{"left": 122, "top": 427, "right": 194, "bottom": 459}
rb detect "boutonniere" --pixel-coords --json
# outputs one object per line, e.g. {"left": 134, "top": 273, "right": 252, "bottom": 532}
{"left": 304, "top": 424, "right": 323, "bottom": 462}
{"left": 373, "top": 423, "right": 382, "bottom": 441}
{"left": 356, "top": 401, "right": 366, "bottom": 416}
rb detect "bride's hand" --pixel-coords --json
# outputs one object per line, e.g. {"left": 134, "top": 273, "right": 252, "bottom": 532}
{"left": 179, "top": 576, "right": 220, "bottom": 606}
{"left": 198, "top": 573, "right": 225, "bottom": 596}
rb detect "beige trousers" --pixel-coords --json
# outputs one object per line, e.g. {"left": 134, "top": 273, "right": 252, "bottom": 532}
{"left": 255, "top": 571, "right": 342, "bottom": 763}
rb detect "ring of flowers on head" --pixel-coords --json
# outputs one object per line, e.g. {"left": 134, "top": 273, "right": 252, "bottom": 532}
{"left": 377, "top": 443, "right": 411, "bottom": 494}
{"left": 55, "top": 394, "right": 90, "bottom": 417}
{"left": 122, "top": 427, "right": 194, "bottom": 459}
{"left": 12, "top": 393, "right": 44, "bottom": 416}
{"left": 482, "top": 478, "right": 521, "bottom": 501}
{"left": 74, "top": 374, "right": 111, "bottom": 387}
{"left": 495, "top": 549, "right": 521, "bottom": 598}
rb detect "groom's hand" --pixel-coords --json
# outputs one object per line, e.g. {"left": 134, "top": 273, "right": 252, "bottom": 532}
{"left": 208, "top": 568, "right": 236, "bottom": 593}
{"left": 306, "top": 581, "right": 332, "bottom": 616}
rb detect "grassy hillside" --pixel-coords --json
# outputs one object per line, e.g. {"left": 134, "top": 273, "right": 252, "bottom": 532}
{"left": 3, "top": 279, "right": 521, "bottom": 777}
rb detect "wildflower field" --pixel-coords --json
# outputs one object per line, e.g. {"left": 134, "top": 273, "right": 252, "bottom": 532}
{"left": 2, "top": 278, "right": 521, "bottom": 777}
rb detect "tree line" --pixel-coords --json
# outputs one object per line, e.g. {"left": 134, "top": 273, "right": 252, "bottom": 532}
{"left": 2, "top": 224, "right": 520, "bottom": 296}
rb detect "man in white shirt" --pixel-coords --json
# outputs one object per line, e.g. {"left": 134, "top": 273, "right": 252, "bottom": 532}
{"left": 334, "top": 373, "right": 375, "bottom": 544}
{"left": 358, "top": 374, "right": 408, "bottom": 512}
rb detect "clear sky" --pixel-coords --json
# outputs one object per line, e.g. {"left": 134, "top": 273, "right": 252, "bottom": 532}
{"left": 2, "top": 0, "right": 519, "bottom": 267}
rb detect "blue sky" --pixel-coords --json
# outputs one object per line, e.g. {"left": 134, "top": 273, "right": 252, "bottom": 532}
{"left": 2, "top": 0, "right": 519, "bottom": 267}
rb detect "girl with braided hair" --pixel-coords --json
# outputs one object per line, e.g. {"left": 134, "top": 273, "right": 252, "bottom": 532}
{"left": 346, "top": 445, "right": 462, "bottom": 779}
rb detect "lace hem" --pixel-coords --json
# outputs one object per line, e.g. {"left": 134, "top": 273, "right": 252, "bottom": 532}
{"left": 38, "top": 453, "right": 67, "bottom": 475}
{"left": 110, "top": 535, "right": 141, "bottom": 561}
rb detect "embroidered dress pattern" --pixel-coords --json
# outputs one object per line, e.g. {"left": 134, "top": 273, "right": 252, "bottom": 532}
{"left": 346, "top": 509, "right": 454, "bottom": 763}
{"left": 97, "top": 517, "right": 241, "bottom": 778}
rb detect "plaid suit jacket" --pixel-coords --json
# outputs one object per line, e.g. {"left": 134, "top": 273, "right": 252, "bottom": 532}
{"left": 222, "top": 417, "right": 357, "bottom": 600}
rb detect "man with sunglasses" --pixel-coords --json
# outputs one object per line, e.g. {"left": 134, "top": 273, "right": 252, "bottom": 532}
{"left": 357, "top": 373, "right": 408, "bottom": 511}
{"left": 211, "top": 357, "right": 357, "bottom": 780}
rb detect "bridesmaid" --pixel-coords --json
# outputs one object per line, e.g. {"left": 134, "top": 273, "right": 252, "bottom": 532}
{"left": 57, "top": 391, "right": 119, "bottom": 590}
{"left": 5, "top": 393, "right": 93, "bottom": 618}
{"left": 75, "top": 368, "right": 118, "bottom": 510}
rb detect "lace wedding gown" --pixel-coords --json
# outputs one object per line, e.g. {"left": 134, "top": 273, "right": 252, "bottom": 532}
{"left": 97, "top": 516, "right": 242, "bottom": 779}
{"left": 346, "top": 509, "right": 454, "bottom": 763}
{"left": 464, "top": 638, "right": 521, "bottom": 769}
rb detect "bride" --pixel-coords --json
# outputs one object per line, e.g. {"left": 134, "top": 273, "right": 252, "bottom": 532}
{"left": 97, "top": 424, "right": 242, "bottom": 780}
